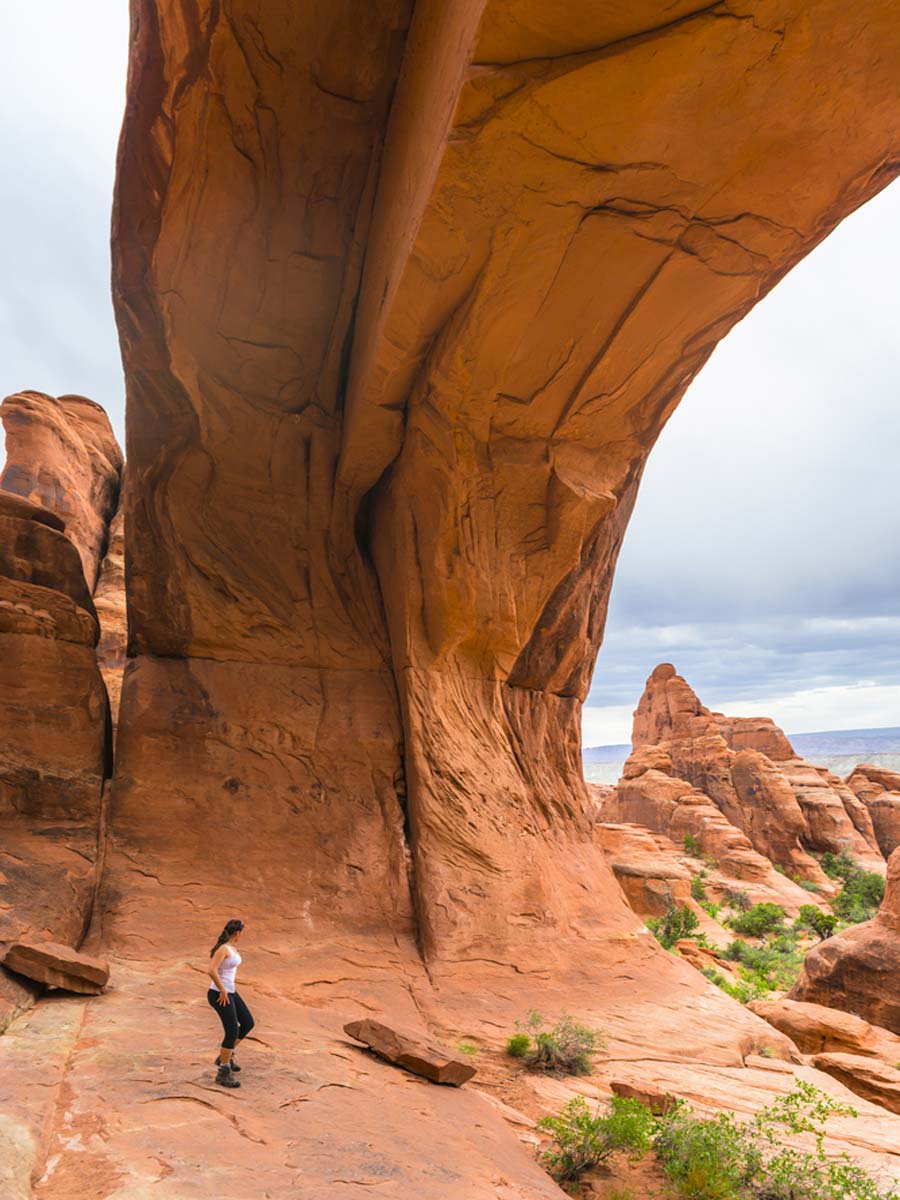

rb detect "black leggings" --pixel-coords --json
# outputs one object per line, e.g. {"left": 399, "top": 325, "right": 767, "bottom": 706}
{"left": 207, "top": 988, "right": 255, "bottom": 1050}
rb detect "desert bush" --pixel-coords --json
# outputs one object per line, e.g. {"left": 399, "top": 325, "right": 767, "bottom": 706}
{"left": 727, "top": 903, "right": 786, "bottom": 938}
{"left": 723, "top": 887, "right": 752, "bottom": 912}
{"left": 724, "top": 935, "right": 805, "bottom": 995}
{"left": 538, "top": 1095, "right": 657, "bottom": 1186}
{"left": 512, "top": 1011, "right": 604, "bottom": 1076}
{"left": 820, "top": 849, "right": 859, "bottom": 880}
{"left": 795, "top": 904, "right": 838, "bottom": 942}
{"left": 506, "top": 1032, "right": 531, "bottom": 1058}
{"left": 831, "top": 860, "right": 885, "bottom": 925}
{"left": 691, "top": 874, "right": 708, "bottom": 901}
{"left": 654, "top": 1081, "right": 900, "bottom": 1200}
{"left": 648, "top": 904, "right": 701, "bottom": 950}
{"left": 700, "top": 899, "right": 722, "bottom": 921}
{"left": 684, "top": 833, "right": 702, "bottom": 856}
{"left": 456, "top": 1040, "right": 478, "bottom": 1057}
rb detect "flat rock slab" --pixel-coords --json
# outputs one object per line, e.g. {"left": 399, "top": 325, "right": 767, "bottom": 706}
{"left": 344, "top": 1018, "right": 476, "bottom": 1086}
{"left": 2, "top": 940, "right": 109, "bottom": 994}
{"left": 813, "top": 1052, "right": 900, "bottom": 1115}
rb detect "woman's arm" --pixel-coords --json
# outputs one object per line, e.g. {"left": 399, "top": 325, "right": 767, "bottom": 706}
{"left": 208, "top": 945, "right": 230, "bottom": 1005}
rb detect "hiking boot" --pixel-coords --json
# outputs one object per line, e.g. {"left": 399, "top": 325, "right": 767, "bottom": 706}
{"left": 216, "top": 1063, "right": 240, "bottom": 1088}
{"left": 214, "top": 1056, "right": 241, "bottom": 1071}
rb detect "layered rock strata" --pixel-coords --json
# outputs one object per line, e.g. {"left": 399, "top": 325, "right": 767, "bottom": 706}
{"left": 631, "top": 665, "right": 884, "bottom": 878}
{"left": 0, "top": 391, "right": 122, "bottom": 589}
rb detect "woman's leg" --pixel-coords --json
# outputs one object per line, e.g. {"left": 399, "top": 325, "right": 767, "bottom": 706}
{"left": 207, "top": 988, "right": 239, "bottom": 1063}
{"left": 231, "top": 991, "right": 255, "bottom": 1049}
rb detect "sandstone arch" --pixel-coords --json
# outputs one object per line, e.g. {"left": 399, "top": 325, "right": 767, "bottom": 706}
{"left": 112, "top": 0, "right": 900, "bottom": 967}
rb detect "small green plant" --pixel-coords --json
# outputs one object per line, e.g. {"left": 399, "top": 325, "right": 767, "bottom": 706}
{"left": 653, "top": 1081, "right": 900, "bottom": 1200}
{"left": 506, "top": 1032, "right": 531, "bottom": 1058}
{"left": 537, "top": 1095, "right": 657, "bottom": 1187}
{"left": 512, "top": 1011, "right": 604, "bottom": 1076}
{"left": 723, "top": 887, "right": 752, "bottom": 912}
{"left": 758, "top": 1046, "right": 774, "bottom": 1059}
{"left": 456, "top": 1039, "right": 478, "bottom": 1057}
{"left": 703, "top": 854, "right": 719, "bottom": 870}
{"left": 683, "top": 833, "right": 702, "bottom": 857}
{"left": 797, "top": 879, "right": 821, "bottom": 893}
{"left": 648, "top": 904, "right": 702, "bottom": 950}
{"left": 691, "top": 874, "right": 708, "bottom": 902}
{"left": 774, "top": 863, "right": 786, "bottom": 875}
{"left": 795, "top": 904, "right": 838, "bottom": 942}
{"left": 700, "top": 899, "right": 722, "bottom": 921}
{"left": 727, "top": 902, "right": 786, "bottom": 938}
{"left": 724, "top": 934, "right": 805, "bottom": 996}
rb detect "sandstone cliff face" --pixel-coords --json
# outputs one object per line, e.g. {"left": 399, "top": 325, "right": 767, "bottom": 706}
{"left": 0, "top": 391, "right": 122, "bottom": 590}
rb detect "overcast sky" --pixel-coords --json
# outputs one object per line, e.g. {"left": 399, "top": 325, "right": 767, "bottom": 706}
{"left": 2, "top": 7, "right": 898, "bottom": 747}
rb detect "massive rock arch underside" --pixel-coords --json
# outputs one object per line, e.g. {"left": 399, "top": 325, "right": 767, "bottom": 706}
{"left": 3, "top": 2, "right": 900, "bottom": 1196}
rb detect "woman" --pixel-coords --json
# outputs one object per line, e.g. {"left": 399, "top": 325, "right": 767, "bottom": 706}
{"left": 207, "top": 918, "right": 255, "bottom": 1088}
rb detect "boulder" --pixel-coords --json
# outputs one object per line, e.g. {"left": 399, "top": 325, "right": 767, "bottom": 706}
{"left": 343, "top": 1019, "right": 476, "bottom": 1086}
{"left": 675, "top": 939, "right": 740, "bottom": 983}
{"left": 610, "top": 1079, "right": 679, "bottom": 1115}
{"left": 748, "top": 997, "right": 900, "bottom": 1063}
{"left": 812, "top": 1053, "right": 900, "bottom": 1115}
{"left": 2, "top": 941, "right": 109, "bottom": 994}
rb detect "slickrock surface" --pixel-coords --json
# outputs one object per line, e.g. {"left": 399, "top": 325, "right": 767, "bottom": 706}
{"left": 0, "top": 392, "right": 122, "bottom": 589}
{"left": 4, "top": 0, "right": 900, "bottom": 1194}
{"left": 792, "top": 847, "right": 900, "bottom": 1034}
{"left": 3, "top": 941, "right": 109, "bottom": 995}
{"left": 344, "top": 1018, "right": 477, "bottom": 1085}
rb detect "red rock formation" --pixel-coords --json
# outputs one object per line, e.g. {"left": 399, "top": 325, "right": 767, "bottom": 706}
{"left": 2, "top": 941, "right": 109, "bottom": 995}
{"left": 847, "top": 765, "right": 900, "bottom": 858}
{"left": 792, "top": 847, "right": 900, "bottom": 1034}
{"left": 631, "top": 666, "right": 882, "bottom": 878}
{"left": 0, "top": 391, "right": 122, "bottom": 589}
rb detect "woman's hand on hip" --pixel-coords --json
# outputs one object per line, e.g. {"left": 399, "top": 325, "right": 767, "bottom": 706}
{"left": 217, "top": 991, "right": 230, "bottom": 1007}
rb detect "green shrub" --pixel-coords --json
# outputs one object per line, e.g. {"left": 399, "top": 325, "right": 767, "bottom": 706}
{"left": 700, "top": 900, "right": 722, "bottom": 921}
{"left": 648, "top": 904, "right": 702, "bottom": 950}
{"left": 691, "top": 875, "right": 708, "bottom": 901}
{"left": 723, "top": 887, "right": 752, "bottom": 912}
{"left": 821, "top": 849, "right": 858, "bottom": 880}
{"left": 829, "top": 858, "right": 885, "bottom": 925}
{"left": 537, "top": 1095, "right": 657, "bottom": 1186}
{"left": 456, "top": 1039, "right": 478, "bottom": 1057}
{"left": 723, "top": 935, "right": 805, "bottom": 996}
{"left": 654, "top": 1081, "right": 900, "bottom": 1200}
{"left": 728, "top": 902, "right": 786, "bottom": 938}
{"left": 514, "top": 1011, "right": 604, "bottom": 1076}
{"left": 684, "top": 833, "right": 702, "bottom": 857}
{"left": 797, "top": 879, "right": 821, "bottom": 893}
{"left": 506, "top": 1033, "right": 531, "bottom": 1058}
{"left": 701, "top": 967, "right": 756, "bottom": 1005}
{"left": 795, "top": 904, "right": 838, "bottom": 942}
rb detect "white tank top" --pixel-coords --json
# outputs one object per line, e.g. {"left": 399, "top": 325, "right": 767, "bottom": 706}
{"left": 211, "top": 944, "right": 241, "bottom": 993}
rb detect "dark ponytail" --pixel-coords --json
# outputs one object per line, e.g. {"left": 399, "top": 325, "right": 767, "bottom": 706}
{"left": 210, "top": 918, "right": 244, "bottom": 957}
